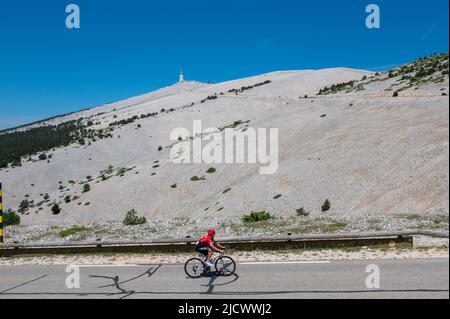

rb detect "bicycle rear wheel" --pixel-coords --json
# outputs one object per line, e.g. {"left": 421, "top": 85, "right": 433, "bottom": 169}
{"left": 215, "top": 256, "right": 236, "bottom": 276}
{"left": 184, "top": 258, "right": 206, "bottom": 278}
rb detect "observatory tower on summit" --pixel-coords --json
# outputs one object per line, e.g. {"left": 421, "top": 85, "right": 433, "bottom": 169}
{"left": 179, "top": 69, "right": 185, "bottom": 83}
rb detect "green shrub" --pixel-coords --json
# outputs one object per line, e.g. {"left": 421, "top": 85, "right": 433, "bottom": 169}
{"left": 83, "top": 183, "right": 90, "bottom": 193}
{"left": 321, "top": 199, "right": 331, "bottom": 212}
{"left": 3, "top": 210, "right": 20, "bottom": 226}
{"left": 105, "top": 165, "right": 114, "bottom": 174}
{"left": 190, "top": 176, "right": 205, "bottom": 181}
{"left": 393, "top": 91, "right": 399, "bottom": 97}
{"left": 296, "top": 207, "right": 310, "bottom": 217}
{"left": 206, "top": 167, "right": 216, "bottom": 174}
{"left": 52, "top": 203, "right": 61, "bottom": 215}
{"left": 123, "top": 209, "right": 147, "bottom": 226}
{"left": 11, "top": 159, "right": 22, "bottom": 167}
{"left": 59, "top": 226, "right": 90, "bottom": 238}
{"left": 242, "top": 211, "right": 272, "bottom": 223}
{"left": 170, "top": 183, "right": 177, "bottom": 189}
{"left": 19, "top": 199, "right": 30, "bottom": 212}
{"left": 223, "top": 188, "right": 232, "bottom": 194}
{"left": 273, "top": 194, "right": 282, "bottom": 199}
{"left": 116, "top": 167, "right": 133, "bottom": 176}
{"left": 64, "top": 195, "right": 71, "bottom": 203}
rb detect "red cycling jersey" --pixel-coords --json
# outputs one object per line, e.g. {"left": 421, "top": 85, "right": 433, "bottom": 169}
{"left": 198, "top": 235, "right": 213, "bottom": 247}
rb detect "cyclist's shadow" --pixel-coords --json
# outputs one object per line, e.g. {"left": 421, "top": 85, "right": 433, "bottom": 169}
{"left": 199, "top": 270, "right": 221, "bottom": 278}
{"left": 199, "top": 271, "right": 240, "bottom": 295}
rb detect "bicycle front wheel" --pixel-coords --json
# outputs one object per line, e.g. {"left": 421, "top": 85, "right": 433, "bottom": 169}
{"left": 215, "top": 256, "right": 236, "bottom": 276}
{"left": 184, "top": 258, "right": 205, "bottom": 278}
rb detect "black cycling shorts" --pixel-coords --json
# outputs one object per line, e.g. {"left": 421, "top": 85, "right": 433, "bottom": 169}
{"left": 196, "top": 245, "right": 209, "bottom": 256}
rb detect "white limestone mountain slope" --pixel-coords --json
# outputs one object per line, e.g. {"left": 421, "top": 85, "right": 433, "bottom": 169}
{"left": 0, "top": 58, "right": 448, "bottom": 227}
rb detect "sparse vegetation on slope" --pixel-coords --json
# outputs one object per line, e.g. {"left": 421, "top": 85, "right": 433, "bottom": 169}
{"left": 108, "top": 112, "right": 158, "bottom": 128}
{"left": 228, "top": 80, "right": 272, "bottom": 94}
{"left": 123, "top": 209, "right": 147, "bottom": 226}
{"left": 318, "top": 80, "right": 357, "bottom": 95}
{"left": 3, "top": 210, "right": 21, "bottom": 226}
{"left": 317, "top": 52, "right": 449, "bottom": 96}
{"left": 18, "top": 199, "right": 31, "bottom": 212}
{"left": 59, "top": 226, "right": 91, "bottom": 238}
{"left": 200, "top": 95, "right": 218, "bottom": 103}
{"left": 243, "top": 211, "right": 272, "bottom": 223}
{"left": 296, "top": 207, "right": 310, "bottom": 217}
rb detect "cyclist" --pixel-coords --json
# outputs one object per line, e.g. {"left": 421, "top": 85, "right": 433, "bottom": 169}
{"left": 195, "top": 228, "right": 225, "bottom": 268}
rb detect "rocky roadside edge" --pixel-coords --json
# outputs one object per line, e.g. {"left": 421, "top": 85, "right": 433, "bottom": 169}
{"left": 4, "top": 214, "right": 449, "bottom": 245}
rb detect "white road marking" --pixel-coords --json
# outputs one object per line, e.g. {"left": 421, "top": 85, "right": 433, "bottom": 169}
{"left": 240, "top": 261, "right": 331, "bottom": 265}
{"left": 76, "top": 264, "right": 139, "bottom": 268}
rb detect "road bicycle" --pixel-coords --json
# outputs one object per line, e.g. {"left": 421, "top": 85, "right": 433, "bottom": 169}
{"left": 184, "top": 252, "right": 236, "bottom": 278}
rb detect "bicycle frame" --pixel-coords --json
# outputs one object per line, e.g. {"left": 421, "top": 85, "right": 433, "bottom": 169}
{"left": 198, "top": 251, "right": 224, "bottom": 265}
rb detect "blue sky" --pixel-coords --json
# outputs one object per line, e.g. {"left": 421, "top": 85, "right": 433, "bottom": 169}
{"left": 0, "top": 0, "right": 448, "bottom": 130}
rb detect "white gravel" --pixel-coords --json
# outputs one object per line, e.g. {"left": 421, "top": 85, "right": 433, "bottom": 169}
{"left": 0, "top": 246, "right": 447, "bottom": 267}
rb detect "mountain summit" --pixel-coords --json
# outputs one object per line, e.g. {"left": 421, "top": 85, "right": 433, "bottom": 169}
{"left": 0, "top": 54, "right": 448, "bottom": 233}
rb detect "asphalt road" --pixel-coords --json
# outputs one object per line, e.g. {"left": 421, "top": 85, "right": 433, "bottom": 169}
{"left": 0, "top": 258, "right": 448, "bottom": 299}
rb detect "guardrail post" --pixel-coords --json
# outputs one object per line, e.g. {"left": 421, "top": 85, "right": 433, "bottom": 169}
{"left": 0, "top": 183, "right": 3, "bottom": 245}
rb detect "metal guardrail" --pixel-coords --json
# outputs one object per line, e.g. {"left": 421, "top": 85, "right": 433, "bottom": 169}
{"left": 412, "top": 230, "right": 449, "bottom": 239}
{"left": 0, "top": 230, "right": 447, "bottom": 257}
{"left": 1, "top": 230, "right": 448, "bottom": 249}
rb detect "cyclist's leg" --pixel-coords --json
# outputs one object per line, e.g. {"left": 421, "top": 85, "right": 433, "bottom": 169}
{"left": 207, "top": 248, "right": 213, "bottom": 262}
